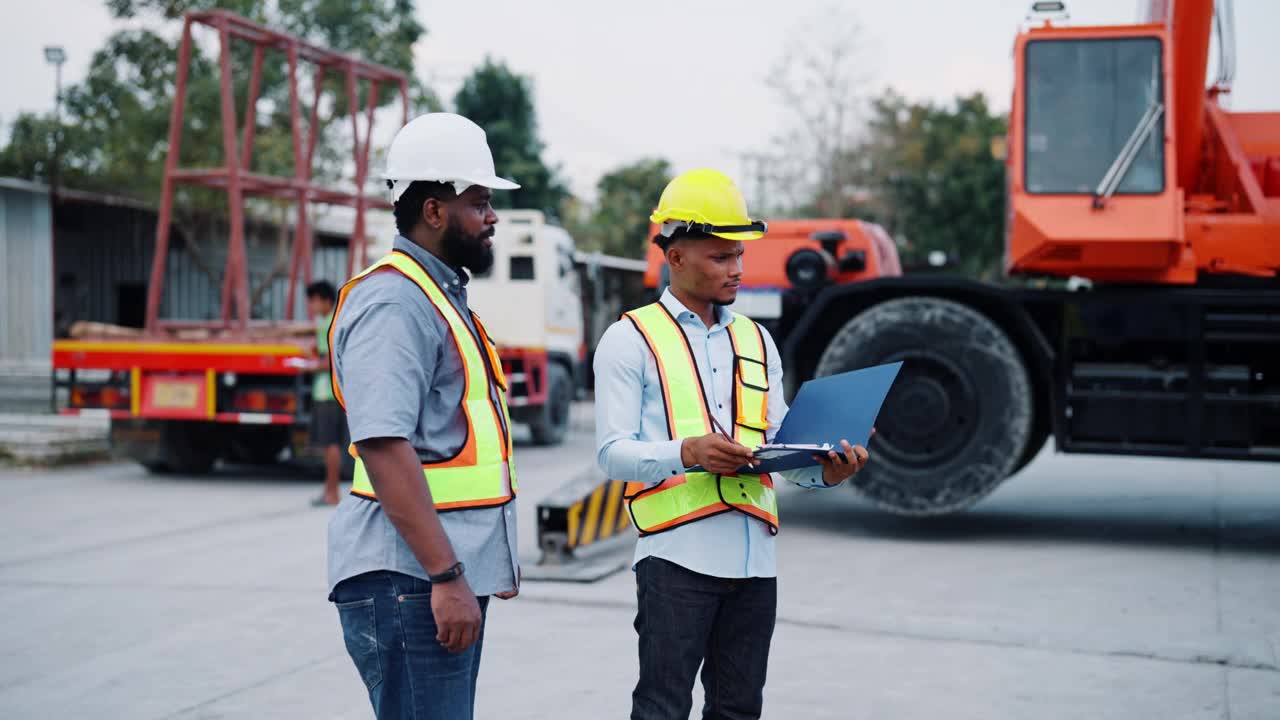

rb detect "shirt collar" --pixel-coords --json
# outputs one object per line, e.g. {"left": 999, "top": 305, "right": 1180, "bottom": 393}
{"left": 659, "top": 288, "right": 733, "bottom": 331}
{"left": 392, "top": 235, "right": 469, "bottom": 294}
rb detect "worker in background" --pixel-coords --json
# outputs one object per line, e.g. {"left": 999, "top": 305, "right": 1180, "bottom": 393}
{"left": 594, "top": 169, "right": 871, "bottom": 720}
{"left": 306, "top": 280, "right": 344, "bottom": 507}
{"left": 326, "top": 113, "right": 521, "bottom": 720}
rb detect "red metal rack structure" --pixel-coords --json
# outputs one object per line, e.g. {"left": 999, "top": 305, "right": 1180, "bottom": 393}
{"left": 143, "top": 10, "right": 410, "bottom": 335}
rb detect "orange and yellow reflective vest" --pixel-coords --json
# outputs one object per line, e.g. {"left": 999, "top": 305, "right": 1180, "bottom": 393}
{"left": 329, "top": 251, "right": 517, "bottom": 510}
{"left": 622, "top": 302, "right": 779, "bottom": 535}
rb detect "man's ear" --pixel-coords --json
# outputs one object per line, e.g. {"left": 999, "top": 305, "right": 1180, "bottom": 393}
{"left": 421, "top": 197, "right": 448, "bottom": 231}
{"left": 665, "top": 244, "right": 683, "bottom": 272}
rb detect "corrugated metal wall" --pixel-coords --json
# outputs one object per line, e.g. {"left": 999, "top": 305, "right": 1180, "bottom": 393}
{"left": 0, "top": 184, "right": 53, "bottom": 364}
{"left": 156, "top": 243, "right": 351, "bottom": 321}
{"left": 53, "top": 198, "right": 353, "bottom": 329}
{"left": 54, "top": 201, "right": 155, "bottom": 332}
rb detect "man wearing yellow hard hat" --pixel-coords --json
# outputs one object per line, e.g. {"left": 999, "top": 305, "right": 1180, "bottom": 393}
{"left": 593, "top": 168, "right": 871, "bottom": 719}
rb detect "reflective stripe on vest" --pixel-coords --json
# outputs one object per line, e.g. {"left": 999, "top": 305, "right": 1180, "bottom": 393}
{"left": 621, "top": 302, "right": 779, "bottom": 535}
{"left": 329, "top": 251, "right": 517, "bottom": 510}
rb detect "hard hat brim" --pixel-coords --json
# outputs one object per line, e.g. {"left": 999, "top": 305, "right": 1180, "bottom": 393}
{"left": 465, "top": 174, "right": 521, "bottom": 191}
{"left": 386, "top": 174, "right": 520, "bottom": 203}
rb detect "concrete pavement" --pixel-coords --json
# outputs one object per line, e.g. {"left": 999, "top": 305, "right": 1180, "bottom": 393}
{"left": 0, "top": 424, "right": 1277, "bottom": 718}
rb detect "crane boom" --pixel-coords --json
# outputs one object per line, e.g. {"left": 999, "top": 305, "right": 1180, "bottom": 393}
{"left": 1143, "top": 0, "right": 1215, "bottom": 192}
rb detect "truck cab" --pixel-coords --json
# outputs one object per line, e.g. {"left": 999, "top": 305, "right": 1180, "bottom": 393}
{"left": 467, "top": 210, "right": 585, "bottom": 445}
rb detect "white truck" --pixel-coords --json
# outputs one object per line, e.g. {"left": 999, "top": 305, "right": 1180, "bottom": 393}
{"left": 466, "top": 210, "right": 584, "bottom": 445}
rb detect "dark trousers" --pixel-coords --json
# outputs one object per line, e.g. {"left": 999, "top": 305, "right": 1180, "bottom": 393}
{"left": 331, "top": 571, "right": 490, "bottom": 720}
{"left": 632, "top": 557, "right": 778, "bottom": 720}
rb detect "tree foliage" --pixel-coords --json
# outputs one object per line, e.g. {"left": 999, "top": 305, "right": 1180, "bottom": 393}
{"left": 453, "top": 58, "right": 568, "bottom": 217}
{"left": 754, "top": 5, "right": 867, "bottom": 218}
{"left": 0, "top": 0, "right": 425, "bottom": 205}
{"left": 567, "top": 158, "right": 672, "bottom": 259}
{"left": 855, "top": 91, "right": 1007, "bottom": 277}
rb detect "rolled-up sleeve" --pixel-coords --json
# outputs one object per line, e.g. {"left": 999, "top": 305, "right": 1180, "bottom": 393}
{"left": 594, "top": 321, "right": 685, "bottom": 484}
{"left": 762, "top": 327, "right": 833, "bottom": 489}
{"left": 332, "top": 298, "right": 436, "bottom": 443}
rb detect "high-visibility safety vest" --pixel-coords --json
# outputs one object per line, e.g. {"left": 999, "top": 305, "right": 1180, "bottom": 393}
{"left": 622, "top": 302, "right": 778, "bottom": 535}
{"left": 329, "top": 250, "right": 517, "bottom": 511}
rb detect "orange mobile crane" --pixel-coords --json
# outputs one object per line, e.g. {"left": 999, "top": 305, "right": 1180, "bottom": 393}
{"left": 765, "top": 0, "right": 1279, "bottom": 514}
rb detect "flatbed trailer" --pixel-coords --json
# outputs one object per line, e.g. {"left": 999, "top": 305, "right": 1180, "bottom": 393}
{"left": 51, "top": 10, "right": 408, "bottom": 474}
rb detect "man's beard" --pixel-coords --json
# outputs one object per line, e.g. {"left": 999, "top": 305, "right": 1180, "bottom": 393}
{"left": 442, "top": 219, "right": 495, "bottom": 275}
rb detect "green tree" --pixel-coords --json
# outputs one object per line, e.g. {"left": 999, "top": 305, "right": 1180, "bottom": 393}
{"left": 453, "top": 58, "right": 567, "bottom": 217}
{"left": 856, "top": 91, "right": 1007, "bottom": 278}
{"left": 0, "top": 0, "right": 425, "bottom": 202}
{"left": 570, "top": 158, "right": 672, "bottom": 258}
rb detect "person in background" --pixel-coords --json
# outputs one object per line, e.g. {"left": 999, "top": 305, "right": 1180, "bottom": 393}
{"left": 307, "top": 280, "right": 344, "bottom": 507}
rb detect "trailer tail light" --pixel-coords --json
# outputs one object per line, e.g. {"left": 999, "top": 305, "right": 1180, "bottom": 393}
{"left": 70, "top": 386, "right": 131, "bottom": 410}
{"left": 267, "top": 394, "right": 297, "bottom": 414}
{"left": 233, "top": 390, "right": 296, "bottom": 414}
{"left": 235, "top": 390, "right": 268, "bottom": 412}
{"left": 101, "top": 387, "right": 127, "bottom": 409}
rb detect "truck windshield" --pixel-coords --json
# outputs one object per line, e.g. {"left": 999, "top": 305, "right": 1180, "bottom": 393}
{"left": 1024, "top": 37, "right": 1165, "bottom": 195}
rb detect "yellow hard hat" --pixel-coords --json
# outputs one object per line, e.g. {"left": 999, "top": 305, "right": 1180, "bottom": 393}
{"left": 650, "top": 168, "right": 767, "bottom": 241}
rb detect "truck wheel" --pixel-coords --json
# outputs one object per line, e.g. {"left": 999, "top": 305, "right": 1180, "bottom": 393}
{"left": 530, "top": 363, "right": 572, "bottom": 446}
{"left": 815, "top": 296, "right": 1032, "bottom": 515}
{"left": 159, "top": 421, "right": 218, "bottom": 475}
{"left": 1010, "top": 425, "right": 1050, "bottom": 477}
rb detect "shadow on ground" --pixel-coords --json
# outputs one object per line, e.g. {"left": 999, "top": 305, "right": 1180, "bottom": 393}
{"left": 781, "top": 480, "right": 1280, "bottom": 556}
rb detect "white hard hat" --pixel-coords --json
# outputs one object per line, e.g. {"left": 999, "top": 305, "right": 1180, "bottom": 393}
{"left": 382, "top": 113, "right": 519, "bottom": 202}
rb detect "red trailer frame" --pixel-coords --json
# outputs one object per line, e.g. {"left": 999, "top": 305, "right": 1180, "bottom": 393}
{"left": 144, "top": 10, "right": 410, "bottom": 334}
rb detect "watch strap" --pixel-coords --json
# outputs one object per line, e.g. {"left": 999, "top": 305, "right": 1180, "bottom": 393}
{"left": 428, "top": 561, "right": 465, "bottom": 584}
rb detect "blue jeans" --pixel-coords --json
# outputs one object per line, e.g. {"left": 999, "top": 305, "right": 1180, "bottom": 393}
{"left": 331, "top": 571, "right": 490, "bottom": 720}
{"left": 632, "top": 558, "right": 778, "bottom": 720}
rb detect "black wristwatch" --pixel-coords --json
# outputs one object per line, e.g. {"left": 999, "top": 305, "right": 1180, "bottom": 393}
{"left": 428, "top": 561, "right": 465, "bottom": 584}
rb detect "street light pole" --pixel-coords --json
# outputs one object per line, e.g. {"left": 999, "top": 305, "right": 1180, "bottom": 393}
{"left": 44, "top": 45, "right": 66, "bottom": 195}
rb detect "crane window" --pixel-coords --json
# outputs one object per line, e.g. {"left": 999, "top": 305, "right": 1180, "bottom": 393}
{"left": 1024, "top": 37, "right": 1165, "bottom": 195}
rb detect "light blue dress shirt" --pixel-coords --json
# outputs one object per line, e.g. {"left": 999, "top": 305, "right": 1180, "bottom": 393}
{"left": 594, "top": 289, "right": 839, "bottom": 579}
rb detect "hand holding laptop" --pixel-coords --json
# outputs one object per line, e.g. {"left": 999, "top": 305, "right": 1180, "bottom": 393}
{"left": 688, "top": 362, "right": 902, "bottom": 476}
{"left": 680, "top": 432, "right": 758, "bottom": 475}
{"left": 812, "top": 432, "right": 873, "bottom": 486}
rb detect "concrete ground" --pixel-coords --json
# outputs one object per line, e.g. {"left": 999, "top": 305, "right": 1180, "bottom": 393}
{"left": 1, "top": 421, "right": 1277, "bottom": 719}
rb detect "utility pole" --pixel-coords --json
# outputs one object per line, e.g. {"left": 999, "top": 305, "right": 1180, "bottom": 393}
{"left": 44, "top": 45, "right": 66, "bottom": 196}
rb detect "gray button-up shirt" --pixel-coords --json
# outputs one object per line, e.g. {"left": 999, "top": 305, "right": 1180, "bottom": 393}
{"left": 326, "top": 235, "right": 518, "bottom": 596}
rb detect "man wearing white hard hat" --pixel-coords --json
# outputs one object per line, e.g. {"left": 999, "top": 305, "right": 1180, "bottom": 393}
{"left": 325, "top": 113, "right": 522, "bottom": 720}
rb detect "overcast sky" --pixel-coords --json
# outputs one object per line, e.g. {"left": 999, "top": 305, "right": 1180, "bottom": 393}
{"left": 4, "top": 0, "right": 1277, "bottom": 200}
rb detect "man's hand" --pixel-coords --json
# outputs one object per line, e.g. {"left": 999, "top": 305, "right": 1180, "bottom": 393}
{"left": 431, "top": 580, "right": 483, "bottom": 653}
{"left": 681, "top": 433, "right": 757, "bottom": 475}
{"left": 816, "top": 438, "right": 870, "bottom": 486}
{"left": 495, "top": 567, "right": 520, "bottom": 600}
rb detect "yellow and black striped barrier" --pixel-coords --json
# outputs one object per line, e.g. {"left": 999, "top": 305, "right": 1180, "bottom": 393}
{"left": 526, "top": 468, "right": 636, "bottom": 583}
{"left": 566, "top": 479, "right": 631, "bottom": 549}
